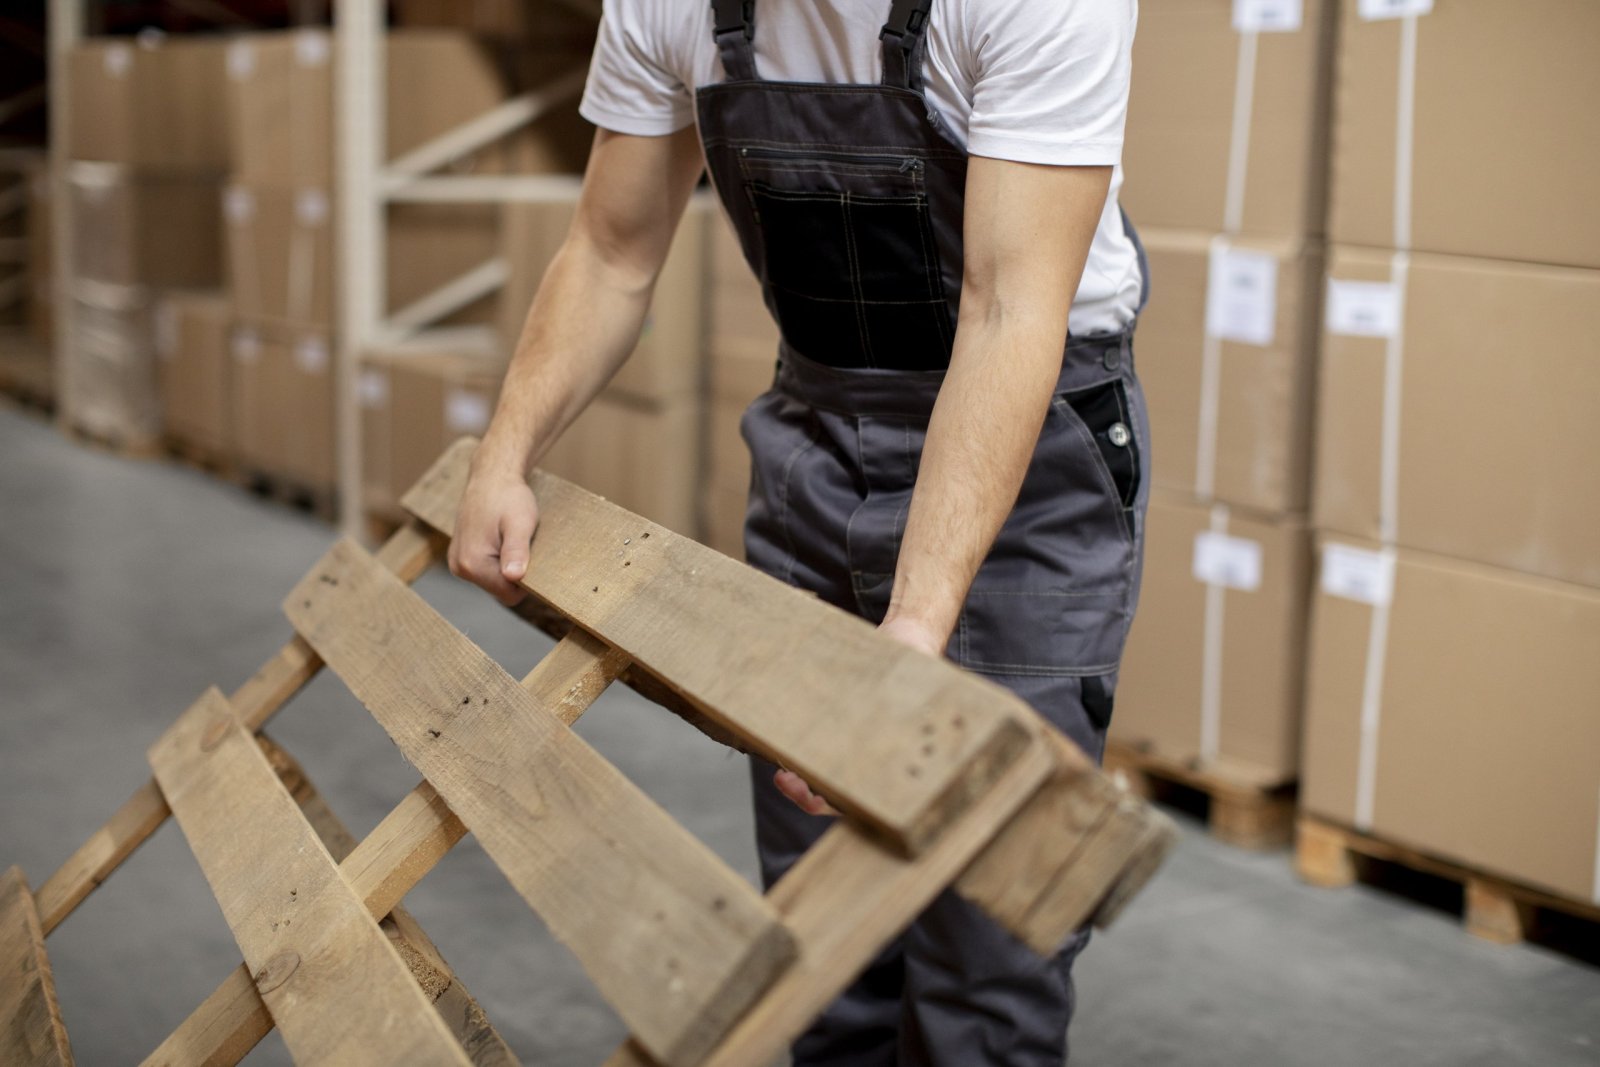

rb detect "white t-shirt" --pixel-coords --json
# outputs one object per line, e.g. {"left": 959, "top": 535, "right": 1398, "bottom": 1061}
{"left": 581, "top": 0, "right": 1143, "bottom": 336}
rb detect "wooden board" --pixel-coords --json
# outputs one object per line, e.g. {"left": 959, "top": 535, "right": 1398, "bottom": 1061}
{"left": 0, "top": 867, "right": 73, "bottom": 1067}
{"left": 33, "top": 522, "right": 445, "bottom": 936}
{"left": 145, "top": 633, "right": 627, "bottom": 1067}
{"left": 284, "top": 540, "right": 796, "bottom": 1067}
{"left": 148, "top": 688, "right": 472, "bottom": 1067}
{"left": 402, "top": 438, "right": 1040, "bottom": 857}
{"left": 603, "top": 739, "right": 1058, "bottom": 1067}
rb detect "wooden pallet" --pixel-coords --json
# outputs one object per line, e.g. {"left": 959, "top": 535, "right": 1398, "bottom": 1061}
{"left": 0, "top": 329, "right": 54, "bottom": 414}
{"left": 163, "top": 436, "right": 238, "bottom": 481}
{"left": 1104, "top": 740, "right": 1295, "bottom": 850}
{"left": 236, "top": 468, "right": 339, "bottom": 523}
{"left": 2, "top": 436, "right": 1177, "bottom": 1067}
{"left": 1297, "top": 816, "right": 1600, "bottom": 947}
{"left": 59, "top": 419, "right": 164, "bottom": 459}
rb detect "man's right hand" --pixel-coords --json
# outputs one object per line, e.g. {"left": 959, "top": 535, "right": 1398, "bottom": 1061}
{"left": 448, "top": 467, "right": 540, "bottom": 607}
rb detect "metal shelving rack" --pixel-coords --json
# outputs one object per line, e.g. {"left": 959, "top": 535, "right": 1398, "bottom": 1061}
{"left": 47, "top": 0, "right": 597, "bottom": 536}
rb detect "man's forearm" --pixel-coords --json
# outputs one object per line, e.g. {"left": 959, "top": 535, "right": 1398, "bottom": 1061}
{"left": 471, "top": 233, "right": 657, "bottom": 481}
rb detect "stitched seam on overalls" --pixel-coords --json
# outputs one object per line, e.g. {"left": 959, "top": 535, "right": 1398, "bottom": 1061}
{"left": 911, "top": 183, "right": 955, "bottom": 352}
{"left": 962, "top": 659, "right": 1122, "bottom": 679}
{"left": 840, "top": 193, "right": 875, "bottom": 366}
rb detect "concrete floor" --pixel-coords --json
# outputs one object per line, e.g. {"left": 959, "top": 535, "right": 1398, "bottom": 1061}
{"left": 2, "top": 403, "right": 1597, "bottom": 1067}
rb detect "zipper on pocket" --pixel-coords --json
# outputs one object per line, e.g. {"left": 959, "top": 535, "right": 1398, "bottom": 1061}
{"left": 740, "top": 145, "right": 923, "bottom": 173}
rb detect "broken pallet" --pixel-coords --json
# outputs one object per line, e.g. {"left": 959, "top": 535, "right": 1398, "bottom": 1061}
{"left": 3, "top": 436, "right": 1177, "bottom": 1066}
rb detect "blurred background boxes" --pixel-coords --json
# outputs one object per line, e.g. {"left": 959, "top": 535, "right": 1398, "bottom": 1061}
{"left": 70, "top": 166, "right": 223, "bottom": 289}
{"left": 1302, "top": 539, "right": 1600, "bottom": 905}
{"left": 229, "top": 320, "right": 335, "bottom": 493}
{"left": 156, "top": 290, "right": 232, "bottom": 459}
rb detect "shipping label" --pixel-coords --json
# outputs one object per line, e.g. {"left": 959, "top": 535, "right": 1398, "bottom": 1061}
{"left": 1358, "top": 0, "right": 1433, "bottom": 20}
{"left": 1326, "top": 280, "right": 1403, "bottom": 338}
{"left": 445, "top": 390, "right": 492, "bottom": 435}
{"left": 1320, "top": 544, "right": 1396, "bottom": 605}
{"left": 1234, "top": 0, "right": 1303, "bottom": 33}
{"left": 1193, "top": 531, "right": 1265, "bottom": 593}
{"left": 1206, "top": 247, "right": 1278, "bottom": 346}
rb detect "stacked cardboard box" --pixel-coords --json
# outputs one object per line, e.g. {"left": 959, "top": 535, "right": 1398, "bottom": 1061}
{"left": 1111, "top": 0, "right": 1337, "bottom": 783}
{"left": 702, "top": 212, "right": 779, "bottom": 560}
{"left": 26, "top": 161, "right": 52, "bottom": 346}
{"left": 64, "top": 35, "right": 230, "bottom": 445}
{"left": 222, "top": 29, "right": 554, "bottom": 494}
{"left": 157, "top": 291, "right": 233, "bottom": 459}
{"left": 499, "top": 190, "right": 711, "bottom": 537}
{"left": 1302, "top": 1, "right": 1600, "bottom": 903}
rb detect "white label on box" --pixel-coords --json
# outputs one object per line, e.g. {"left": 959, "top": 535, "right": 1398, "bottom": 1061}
{"left": 135, "top": 28, "right": 165, "bottom": 50}
{"left": 1359, "top": 0, "right": 1432, "bottom": 19}
{"left": 1234, "top": 0, "right": 1303, "bottom": 32}
{"left": 1206, "top": 247, "right": 1278, "bottom": 346}
{"left": 358, "top": 369, "right": 389, "bottom": 409}
{"left": 232, "top": 329, "right": 261, "bottom": 365}
{"left": 1321, "top": 543, "right": 1396, "bottom": 605}
{"left": 1326, "top": 280, "right": 1403, "bottom": 338}
{"left": 103, "top": 44, "right": 133, "bottom": 78}
{"left": 1192, "top": 531, "right": 1264, "bottom": 592}
{"left": 295, "top": 30, "right": 331, "bottom": 68}
{"left": 224, "top": 187, "right": 255, "bottom": 224}
{"left": 295, "top": 337, "right": 329, "bottom": 375}
{"left": 227, "top": 41, "right": 256, "bottom": 81}
{"left": 296, "top": 189, "right": 329, "bottom": 227}
{"left": 445, "top": 390, "right": 492, "bottom": 435}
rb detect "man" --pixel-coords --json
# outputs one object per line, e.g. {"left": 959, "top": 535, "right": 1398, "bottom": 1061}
{"left": 450, "top": 0, "right": 1149, "bottom": 1062}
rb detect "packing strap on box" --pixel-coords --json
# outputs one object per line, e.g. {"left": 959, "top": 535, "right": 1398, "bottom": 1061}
{"left": 1189, "top": 503, "right": 1266, "bottom": 764}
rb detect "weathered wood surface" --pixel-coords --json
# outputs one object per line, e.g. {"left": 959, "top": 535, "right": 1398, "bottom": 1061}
{"left": 0, "top": 867, "right": 73, "bottom": 1067}
{"left": 284, "top": 540, "right": 795, "bottom": 1067}
{"left": 402, "top": 437, "right": 1038, "bottom": 857}
{"left": 32, "top": 523, "right": 445, "bottom": 936}
{"left": 148, "top": 689, "right": 472, "bottom": 1067}
{"left": 146, "top": 634, "right": 626, "bottom": 1067}
{"left": 603, "top": 739, "right": 1058, "bottom": 1067}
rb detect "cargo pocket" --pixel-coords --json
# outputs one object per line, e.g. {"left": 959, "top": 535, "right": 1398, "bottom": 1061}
{"left": 1060, "top": 379, "right": 1141, "bottom": 509}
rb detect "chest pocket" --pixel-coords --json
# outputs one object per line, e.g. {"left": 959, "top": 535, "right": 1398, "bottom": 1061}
{"left": 740, "top": 148, "right": 954, "bottom": 369}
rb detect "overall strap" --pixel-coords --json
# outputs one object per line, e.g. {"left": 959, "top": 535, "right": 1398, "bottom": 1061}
{"left": 711, "top": 0, "right": 758, "bottom": 82}
{"left": 880, "top": 0, "right": 934, "bottom": 92}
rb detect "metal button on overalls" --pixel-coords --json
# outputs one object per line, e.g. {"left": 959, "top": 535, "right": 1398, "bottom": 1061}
{"left": 695, "top": 1, "right": 1153, "bottom": 1063}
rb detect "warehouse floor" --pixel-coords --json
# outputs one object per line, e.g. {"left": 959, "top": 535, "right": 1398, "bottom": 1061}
{"left": 2, "top": 404, "right": 1597, "bottom": 1067}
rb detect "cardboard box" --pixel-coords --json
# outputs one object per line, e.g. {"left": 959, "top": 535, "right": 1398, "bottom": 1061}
{"left": 357, "top": 353, "right": 396, "bottom": 514}
{"left": 71, "top": 166, "right": 224, "bottom": 288}
{"left": 500, "top": 193, "right": 710, "bottom": 403}
{"left": 1315, "top": 247, "right": 1600, "bottom": 589}
{"left": 1112, "top": 493, "right": 1312, "bottom": 783}
{"left": 26, "top": 166, "right": 52, "bottom": 345}
{"left": 226, "top": 187, "right": 502, "bottom": 328}
{"left": 229, "top": 320, "right": 335, "bottom": 490}
{"left": 1330, "top": 1, "right": 1600, "bottom": 270}
{"left": 703, "top": 482, "right": 749, "bottom": 561}
{"left": 708, "top": 210, "right": 779, "bottom": 355}
{"left": 224, "top": 185, "right": 335, "bottom": 326}
{"left": 1302, "top": 538, "right": 1600, "bottom": 905}
{"left": 1134, "top": 228, "right": 1321, "bottom": 514}
{"left": 1122, "top": 0, "right": 1335, "bottom": 238}
{"left": 538, "top": 393, "right": 702, "bottom": 537}
{"left": 66, "top": 286, "right": 162, "bottom": 445}
{"left": 69, "top": 36, "right": 231, "bottom": 171}
{"left": 389, "top": 350, "right": 504, "bottom": 501}
{"left": 157, "top": 290, "right": 233, "bottom": 455}
{"left": 226, "top": 29, "right": 583, "bottom": 188}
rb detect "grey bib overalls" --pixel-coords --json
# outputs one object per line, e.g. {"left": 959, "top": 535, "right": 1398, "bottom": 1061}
{"left": 696, "top": 1, "right": 1152, "bottom": 1062}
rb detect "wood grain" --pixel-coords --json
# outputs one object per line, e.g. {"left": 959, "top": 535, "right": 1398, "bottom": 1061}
{"left": 145, "top": 634, "right": 627, "bottom": 1067}
{"left": 33, "top": 522, "right": 445, "bottom": 935}
{"left": 0, "top": 866, "right": 73, "bottom": 1067}
{"left": 284, "top": 540, "right": 796, "bottom": 1067}
{"left": 402, "top": 438, "right": 1038, "bottom": 857}
{"left": 148, "top": 688, "right": 472, "bottom": 1066}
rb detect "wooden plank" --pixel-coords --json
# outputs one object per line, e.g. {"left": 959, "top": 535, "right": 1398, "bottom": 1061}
{"left": 284, "top": 539, "right": 797, "bottom": 1067}
{"left": 32, "top": 522, "right": 445, "bottom": 935}
{"left": 148, "top": 689, "right": 472, "bottom": 1067}
{"left": 0, "top": 867, "right": 73, "bottom": 1067}
{"left": 145, "top": 633, "right": 626, "bottom": 1067}
{"left": 401, "top": 438, "right": 1038, "bottom": 857}
{"left": 956, "top": 733, "right": 1179, "bottom": 952}
{"left": 602, "top": 739, "right": 1059, "bottom": 1067}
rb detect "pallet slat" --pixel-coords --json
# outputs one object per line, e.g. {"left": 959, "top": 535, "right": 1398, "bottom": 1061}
{"left": 0, "top": 867, "right": 73, "bottom": 1067}
{"left": 33, "top": 522, "right": 445, "bottom": 935}
{"left": 402, "top": 438, "right": 1037, "bottom": 857}
{"left": 284, "top": 540, "right": 797, "bottom": 1067}
{"left": 147, "top": 632, "right": 626, "bottom": 1067}
{"left": 148, "top": 689, "right": 473, "bottom": 1067}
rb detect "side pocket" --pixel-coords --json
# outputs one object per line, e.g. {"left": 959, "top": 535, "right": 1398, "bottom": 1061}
{"left": 1062, "top": 379, "right": 1141, "bottom": 508}
{"left": 1081, "top": 672, "right": 1116, "bottom": 732}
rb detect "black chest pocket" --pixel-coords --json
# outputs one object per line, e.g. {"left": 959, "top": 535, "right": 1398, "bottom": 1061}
{"left": 740, "top": 150, "right": 954, "bottom": 369}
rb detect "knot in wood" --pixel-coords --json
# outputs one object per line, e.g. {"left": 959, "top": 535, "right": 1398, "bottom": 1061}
{"left": 254, "top": 951, "right": 301, "bottom": 994}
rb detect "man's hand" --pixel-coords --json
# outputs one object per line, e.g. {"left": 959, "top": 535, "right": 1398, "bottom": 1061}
{"left": 773, "top": 614, "right": 949, "bottom": 816}
{"left": 448, "top": 465, "right": 540, "bottom": 607}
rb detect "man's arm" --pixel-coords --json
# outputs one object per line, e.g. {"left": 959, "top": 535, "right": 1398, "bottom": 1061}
{"left": 774, "top": 156, "right": 1113, "bottom": 816}
{"left": 882, "top": 157, "right": 1112, "bottom": 653}
{"left": 449, "top": 126, "right": 705, "bottom": 605}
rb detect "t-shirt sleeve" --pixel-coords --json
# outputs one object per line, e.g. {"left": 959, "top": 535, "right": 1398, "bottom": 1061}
{"left": 960, "top": 0, "right": 1136, "bottom": 166}
{"left": 579, "top": 0, "right": 696, "bottom": 136}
